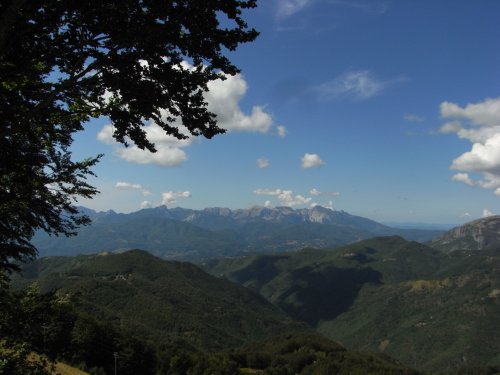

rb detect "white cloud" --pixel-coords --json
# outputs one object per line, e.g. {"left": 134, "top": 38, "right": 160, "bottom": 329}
{"left": 310, "top": 188, "right": 321, "bottom": 196}
{"left": 460, "top": 212, "right": 471, "bottom": 218}
{"left": 257, "top": 158, "right": 270, "bottom": 169}
{"left": 301, "top": 153, "right": 325, "bottom": 168}
{"left": 205, "top": 74, "right": 273, "bottom": 133}
{"left": 316, "top": 70, "right": 389, "bottom": 100}
{"left": 264, "top": 200, "right": 273, "bottom": 208}
{"left": 277, "top": 125, "right": 287, "bottom": 138}
{"left": 254, "top": 188, "right": 312, "bottom": 207}
{"left": 441, "top": 98, "right": 500, "bottom": 127}
{"left": 404, "top": 114, "right": 424, "bottom": 123}
{"left": 483, "top": 208, "right": 494, "bottom": 218}
{"left": 161, "top": 191, "right": 191, "bottom": 205}
{"left": 311, "top": 200, "right": 334, "bottom": 210}
{"left": 451, "top": 173, "right": 475, "bottom": 186}
{"left": 98, "top": 123, "right": 191, "bottom": 167}
{"left": 117, "top": 145, "right": 187, "bottom": 167}
{"left": 98, "top": 70, "right": 279, "bottom": 167}
{"left": 140, "top": 200, "right": 153, "bottom": 209}
{"left": 254, "top": 188, "right": 282, "bottom": 196}
{"left": 277, "top": 0, "right": 312, "bottom": 18}
{"left": 115, "top": 181, "right": 152, "bottom": 196}
{"left": 309, "top": 188, "right": 340, "bottom": 196}
{"left": 441, "top": 97, "right": 500, "bottom": 195}
{"left": 451, "top": 133, "right": 500, "bottom": 174}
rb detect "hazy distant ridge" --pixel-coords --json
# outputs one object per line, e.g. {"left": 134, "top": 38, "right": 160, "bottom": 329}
{"left": 33, "top": 205, "right": 442, "bottom": 259}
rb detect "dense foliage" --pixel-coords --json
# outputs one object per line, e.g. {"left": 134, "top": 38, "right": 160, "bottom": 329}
{"left": 0, "top": 285, "right": 155, "bottom": 374}
{"left": 4, "top": 252, "right": 427, "bottom": 375}
{"left": 1, "top": 284, "right": 423, "bottom": 374}
{"left": 11, "top": 250, "right": 304, "bottom": 351}
{"left": 0, "top": 0, "right": 258, "bottom": 272}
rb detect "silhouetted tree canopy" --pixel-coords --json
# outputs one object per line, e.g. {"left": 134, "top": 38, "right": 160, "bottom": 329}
{"left": 0, "top": 0, "right": 258, "bottom": 272}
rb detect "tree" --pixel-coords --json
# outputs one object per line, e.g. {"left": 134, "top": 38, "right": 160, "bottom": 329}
{"left": 0, "top": 0, "right": 258, "bottom": 272}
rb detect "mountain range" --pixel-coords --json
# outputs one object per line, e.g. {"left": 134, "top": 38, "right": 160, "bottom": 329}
{"left": 11, "top": 215, "right": 500, "bottom": 373}
{"left": 32, "top": 205, "right": 442, "bottom": 260}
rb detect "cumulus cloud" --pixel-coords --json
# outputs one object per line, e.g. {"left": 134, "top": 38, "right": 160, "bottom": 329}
{"left": 98, "top": 123, "right": 191, "bottom": 167}
{"left": 161, "top": 191, "right": 191, "bottom": 205}
{"left": 98, "top": 70, "right": 279, "bottom": 167}
{"left": 316, "top": 70, "right": 399, "bottom": 100}
{"left": 441, "top": 97, "right": 500, "bottom": 195}
{"left": 115, "top": 181, "right": 152, "bottom": 196}
{"left": 441, "top": 98, "right": 500, "bottom": 127}
{"left": 254, "top": 188, "right": 312, "bottom": 207}
{"left": 256, "top": 158, "right": 270, "bottom": 169}
{"left": 451, "top": 173, "right": 475, "bottom": 186}
{"left": 301, "top": 153, "right": 325, "bottom": 168}
{"left": 205, "top": 74, "right": 273, "bottom": 133}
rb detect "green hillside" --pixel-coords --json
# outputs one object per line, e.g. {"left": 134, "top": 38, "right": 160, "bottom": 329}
{"left": 12, "top": 250, "right": 304, "bottom": 352}
{"left": 6, "top": 251, "right": 424, "bottom": 375}
{"left": 204, "top": 236, "right": 500, "bottom": 373}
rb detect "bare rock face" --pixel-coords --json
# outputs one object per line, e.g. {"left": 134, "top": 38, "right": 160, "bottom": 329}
{"left": 430, "top": 215, "right": 500, "bottom": 252}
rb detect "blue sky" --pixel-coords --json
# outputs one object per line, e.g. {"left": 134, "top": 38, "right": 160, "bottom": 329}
{"left": 72, "top": 0, "right": 500, "bottom": 225}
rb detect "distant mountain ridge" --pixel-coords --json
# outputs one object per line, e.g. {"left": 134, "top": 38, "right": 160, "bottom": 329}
{"left": 429, "top": 215, "right": 500, "bottom": 253}
{"left": 33, "top": 205, "right": 442, "bottom": 259}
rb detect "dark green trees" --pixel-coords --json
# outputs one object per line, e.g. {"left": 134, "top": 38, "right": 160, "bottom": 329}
{"left": 0, "top": 0, "right": 258, "bottom": 271}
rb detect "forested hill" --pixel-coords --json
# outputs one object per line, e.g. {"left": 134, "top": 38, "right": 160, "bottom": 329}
{"left": 32, "top": 205, "right": 441, "bottom": 260}
{"left": 204, "top": 236, "right": 500, "bottom": 373}
{"left": 7, "top": 250, "right": 424, "bottom": 375}
{"left": 12, "top": 249, "right": 304, "bottom": 351}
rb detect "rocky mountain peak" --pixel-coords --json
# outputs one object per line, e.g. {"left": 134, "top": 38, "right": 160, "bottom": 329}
{"left": 430, "top": 215, "right": 500, "bottom": 252}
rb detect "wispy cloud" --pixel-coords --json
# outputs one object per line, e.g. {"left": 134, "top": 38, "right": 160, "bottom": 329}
{"left": 115, "top": 181, "right": 152, "bottom": 196}
{"left": 257, "top": 158, "right": 270, "bottom": 169}
{"left": 315, "top": 70, "right": 404, "bottom": 100}
{"left": 276, "top": 0, "right": 313, "bottom": 19}
{"left": 328, "top": 0, "right": 389, "bottom": 14}
{"left": 277, "top": 125, "right": 287, "bottom": 138}
{"left": 309, "top": 188, "right": 340, "bottom": 196}
{"left": 404, "top": 114, "right": 425, "bottom": 123}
